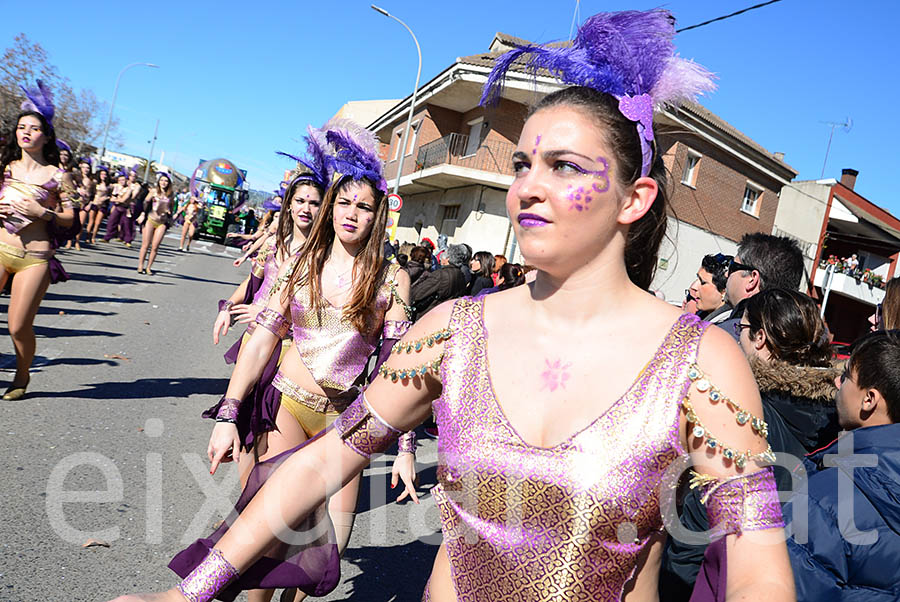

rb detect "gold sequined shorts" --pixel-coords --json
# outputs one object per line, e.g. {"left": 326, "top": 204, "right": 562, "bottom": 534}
{"left": 273, "top": 372, "right": 356, "bottom": 439}
{"left": 0, "top": 241, "right": 50, "bottom": 274}
{"left": 146, "top": 217, "right": 167, "bottom": 231}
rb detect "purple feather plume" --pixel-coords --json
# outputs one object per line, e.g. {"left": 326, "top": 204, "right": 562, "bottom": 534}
{"left": 19, "top": 80, "right": 55, "bottom": 123}
{"left": 275, "top": 124, "right": 332, "bottom": 191}
{"left": 481, "top": 9, "right": 714, "bottom": 108}
{"left": 322, "top": 118, "right": 385, "bottom": 192}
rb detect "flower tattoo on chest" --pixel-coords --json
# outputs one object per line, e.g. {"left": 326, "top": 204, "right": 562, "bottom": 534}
{"left": 540, "top": 358, "right": 572, "bottom": 392}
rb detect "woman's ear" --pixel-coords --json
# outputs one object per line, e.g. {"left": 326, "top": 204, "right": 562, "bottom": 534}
{"left": 617, "top": 176, "right": 658, "bottom": 226}
{"left": 752, "top": 328, "right": 768, "bottom": 352}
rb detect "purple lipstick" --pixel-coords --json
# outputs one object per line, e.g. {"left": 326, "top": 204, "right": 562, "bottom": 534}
{"left": 517, "top": 212, "right": 550, "bottom": 228}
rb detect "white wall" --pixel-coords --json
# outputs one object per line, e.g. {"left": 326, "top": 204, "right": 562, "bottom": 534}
{"left": 395, "top": 185, "right": 523, "bottom": 261}
{"left": 773, "top": 180, "right": 830, "bottom": 271}
{"left": 651, "top": 216, "right": 738, "bottom": 304}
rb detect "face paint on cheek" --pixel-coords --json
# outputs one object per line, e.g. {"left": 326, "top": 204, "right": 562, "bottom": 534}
{"left": 587, "top": 156, "right": 611, "bottom": 193}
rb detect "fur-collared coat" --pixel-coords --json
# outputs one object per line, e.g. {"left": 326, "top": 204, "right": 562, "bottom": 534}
{"left": 659, "top": 358, "right": 840, "bottom": 602}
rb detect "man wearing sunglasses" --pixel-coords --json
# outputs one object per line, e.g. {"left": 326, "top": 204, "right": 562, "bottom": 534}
{"left": 719, "top": 233, "right": 805, "bottom": 341}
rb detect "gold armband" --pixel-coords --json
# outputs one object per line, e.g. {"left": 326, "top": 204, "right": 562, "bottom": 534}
{"left": 333, "top": 393, "right": 401, "bottom": 459}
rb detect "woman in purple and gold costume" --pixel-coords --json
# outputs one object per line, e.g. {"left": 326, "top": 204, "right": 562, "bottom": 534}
{"left": 84, "top": 166, "right": 110, "bottom": 245}
{"left": 112, "top": 11, "right": 793, "bottom": 602}
{"left": 174, "top": 192, "right": 202, "bottom": 252}
{"left": 0, "top": 82, "right": 77, "bottom": 400}
{"left": 136, "top": 172, "right": 175, "bottom": 275}
{"left": 72, "top": 157, "right": 96, "bottom": 249}
{"left": 103, "top": 169, "right": 134, "bottom": 244}
{"left": 208, "top": 134, "right": 330, "bottom": 483}
{"left": 181, "top": 121, "right": 416, "bottom": 602}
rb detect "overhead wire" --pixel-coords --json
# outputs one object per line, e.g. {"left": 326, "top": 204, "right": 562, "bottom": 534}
{"left": 676, "top": 0, "right": 785, "bottom": 33}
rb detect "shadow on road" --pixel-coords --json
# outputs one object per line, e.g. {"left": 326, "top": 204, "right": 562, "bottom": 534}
{"left": 36, "top": 305, "right": 116, "bottom": 317}
{"left": 338, "top": 538, "right": 437, "bottom": 600}
{"left": 43, "top": 291, "right": 149, "bottom": 305}
{"left": 39, "top": 376, "right": 229, "bottom": 400}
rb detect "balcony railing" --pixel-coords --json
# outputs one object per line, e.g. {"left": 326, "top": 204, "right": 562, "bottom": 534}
{"left": 415, "top": 133, "right": 516, "bottom": 176}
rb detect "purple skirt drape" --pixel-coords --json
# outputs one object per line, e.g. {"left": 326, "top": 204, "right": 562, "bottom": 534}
{"left": 689, "top": 537, "right": 727, "bottom": 602}
{"left": 169, "top": 430, "right": 341, "bottom": 599}
{"left": 203, "top": 342, "right": 282, "bottom": 452}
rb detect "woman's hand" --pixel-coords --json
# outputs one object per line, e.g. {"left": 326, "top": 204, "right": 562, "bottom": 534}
{"left": 230, "top": 303, "right": 263, "bottom": 325}
{"left": 212, "top": 309, "right": 232, "bottom": 344}
{"left": 11, "top": 197, "right": 47, "bottom": 219}
{"left": 391, "top": 452, "right": 420, "bottom": 503}
{"left": 106, "top": 589, "right": 186, "bottom": 601}
{"left": 208, "top": 422, "right": 241, "bottom": 475}
{"left": 233, "top": 255, "right": 249, "bottom": 268}
{"left": 136, "top": 213, "right": 146, "bottom": 225}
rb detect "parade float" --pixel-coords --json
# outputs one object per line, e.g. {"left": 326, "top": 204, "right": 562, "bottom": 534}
{"left": 190, "top": 157, "right": 248, "bottom": 243}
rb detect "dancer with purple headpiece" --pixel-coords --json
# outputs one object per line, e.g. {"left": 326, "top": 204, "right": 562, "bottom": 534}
{"left": 0, "top": 80, "right": 77, "bottom": 400}
{"left": 206, "top": 129, "right": 332, "bottom": 492}
{"left": 111, "top": 10, "right": 792, "bottom": 602}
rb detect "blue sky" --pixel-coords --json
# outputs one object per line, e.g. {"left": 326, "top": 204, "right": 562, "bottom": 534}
{"left": 8, "top": 0, "right": 897, "bottom": 213}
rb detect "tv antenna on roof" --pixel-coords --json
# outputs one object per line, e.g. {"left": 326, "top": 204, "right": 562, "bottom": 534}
{"left": 820, "top": 117, "right": 852, "bottom": 178}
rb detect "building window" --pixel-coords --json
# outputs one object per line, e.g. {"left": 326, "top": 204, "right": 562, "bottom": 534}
{"left": 391, "top": 131, "right": 402, "bottom": 161}
{"left": 741, "top": 182, "right": 763, "bottom": 217}
{"left": 464, "top": 118, "right": 485, "bottom": 156}
{"left": 440, "top": 204, "right": 460, "bottom": 236}
{"left": 681, "top": 150, "right": 701, "bottom": 187}
{"left": 405, "top": 120, "right": 422, "bottom": 156}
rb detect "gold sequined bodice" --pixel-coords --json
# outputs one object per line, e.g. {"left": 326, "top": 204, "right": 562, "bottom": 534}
{"left": 431, "top": 299, "right": 709, "bottom": 601}
{"left": 288, "top": 262, "right": 400, "bottom": 391}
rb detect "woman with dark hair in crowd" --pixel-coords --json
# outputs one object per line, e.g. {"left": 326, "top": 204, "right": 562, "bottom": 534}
{"left": 0, "top": 83, "right": 76, "bottom": 399}
{"left": 404, "top": 245, "right": 429, "bottom": 285}
{"left": 688, "top": 252, "right": 732, "bottom": 323}
{"left": 492, "top": 253, "right": 507, "bottom": 285}
{"left": 135, "top": 173, "right": 175, "bottom": 275}
{"left": 83, "top": 166, "right": 110, "bottom": 245}
{"left": 114, "top": 12, "right": 791, "bottom": 602}
{"left": 662, "top": 287, "right": 836, "bottom": 599}
{"left": 468, "top": 250, "right": 494, "bottom": 295}
{"left": 475, "top": 261, "right": 526, "bottom": 297}
{"left": 869, "top": 276, "right": 900, "bottom": 332}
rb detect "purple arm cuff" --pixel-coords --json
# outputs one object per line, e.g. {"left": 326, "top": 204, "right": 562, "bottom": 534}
{"left": 383, "top": 320, "right": 412, "bottom": 339}
{"left": 177, "top": 547, "right": 239, "bottom": 602}
{"left": 398, "top": 430, "right": 417, "bottom": 454}
{"left": 255, "top": 308, "right": 291, "bottom": 339}
{"left": 701, "top": 467, "right": 784, "bottom": 539}
{"left": 218, "top": 299, "right": 234, "bottom": 312}
{"left": 215, "top": 397, "right": 241, "bottom": 422}
{"left": 333, "top": 393, "right": 401, "bottom": 459}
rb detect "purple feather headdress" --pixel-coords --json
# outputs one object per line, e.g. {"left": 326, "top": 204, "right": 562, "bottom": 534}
{"left": 322, "top": 118, "right": 386, "bottom": 193}
{"left": 275, "top": 125, "right": 332, "bottom": 192}
{"left": 19, "top": 80, "right": 55, "bottom": 124}
{"left": 481, "top": 10, "right": 715, "bottom": 176}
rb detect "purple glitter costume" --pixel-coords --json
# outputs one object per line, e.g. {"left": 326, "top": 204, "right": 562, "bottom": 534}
{"left": 424, "top": 299, "right": 781, "bottom": 601}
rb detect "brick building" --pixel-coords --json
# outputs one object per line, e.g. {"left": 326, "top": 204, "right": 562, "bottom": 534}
{"left": 366, "top": 32, "right": 796, "bottom": 301}
{"left": 776, "top": 168, "right": 900, "bottom": 343}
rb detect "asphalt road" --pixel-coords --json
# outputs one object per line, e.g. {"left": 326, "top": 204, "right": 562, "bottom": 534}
{"left": 0, "top": 232, "right": 441, "bottom": 601}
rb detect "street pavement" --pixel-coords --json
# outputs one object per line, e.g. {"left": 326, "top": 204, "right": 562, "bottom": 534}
{"left": 0, "top": 232, "right": 441, "bottom": 601}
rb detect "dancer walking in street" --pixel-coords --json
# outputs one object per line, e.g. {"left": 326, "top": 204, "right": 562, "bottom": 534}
{"left": 0, "top": 82, "right": 76, "bottom": 400}
{"left": 174, "top": 193, "right": 201, "bottom": 252}
{"left": 103, "top": 170, "right": 134, "bottom": 243}
{"left": 136, "top": 172, "right": 175, "bottom": 275}
{"left": 112, "top": 11, "right": 791, "bottom": 602}
{"left": 83, "top": 165, "right": 109, "bottom": 245}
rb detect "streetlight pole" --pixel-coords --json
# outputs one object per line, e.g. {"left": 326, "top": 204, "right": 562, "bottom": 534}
{"left": 144, "top": 119, "right": 159, "bottom": 184}
{"left": 98, "top": 62, "right": 159, "bottom": 167}
{"left": 371, "top": 5, "right": 422, "bottom": 197}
